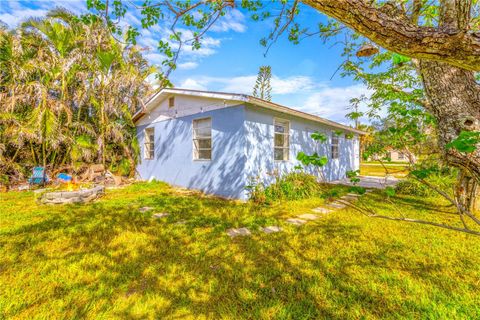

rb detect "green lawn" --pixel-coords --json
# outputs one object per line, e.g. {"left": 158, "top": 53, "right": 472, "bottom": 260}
{"left": 360, "top": 162, "right": 409, "bottom": 178}
{"left": 1, "top": 182, "right": 480, "bottom": 319}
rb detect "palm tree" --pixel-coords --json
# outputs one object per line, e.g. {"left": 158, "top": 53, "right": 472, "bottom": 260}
{"left": 0, "top": 8, "right": 154, "bottom": 184}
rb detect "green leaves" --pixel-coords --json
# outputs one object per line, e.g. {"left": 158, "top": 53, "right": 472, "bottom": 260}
{"left": 392, "top": 53, "right": 410, "bottom": 66}
{"left": 346, "top": 170, "right": 360, "bottom": 185}
{"left": 96, "top": 50, "right": 116, "bottom": 74}
{"left": 446, "top": 131, "right": 480, "bottom": 154}
{"left": 385, "top": 186, "right": 396, "bottom": 197}
{"left": 310, "top": 131, "right": 327, "bottom": 142}
{"left": 296, "top": 152, "right": 328, "bottom": 168}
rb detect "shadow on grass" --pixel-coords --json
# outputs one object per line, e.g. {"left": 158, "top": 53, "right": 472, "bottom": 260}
{"left": 1, "top": 183, "right": 479, "bottom": 319}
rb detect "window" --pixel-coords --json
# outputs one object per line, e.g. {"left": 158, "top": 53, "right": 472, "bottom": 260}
{"left": 331, "top": 133, "right": 339, "bottom": 160}
{"left": 274, "top": 119, "right": 290, "bottom": 161}
{"left": 144, "top": 127, "right": 155, "bottom": 160}
{"left": 397, "top": 152, "right": 405, "bottom": 160}
{"left": 168, "top": 96, "right": 175, "bottom": 108}
{"left": 193, "top": 118, "right": 212, "bottom": 160}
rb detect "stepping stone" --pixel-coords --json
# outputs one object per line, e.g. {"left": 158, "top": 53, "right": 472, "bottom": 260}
{"left": 312, "top": 207, "right": 332, "bottom": 214}
{"left": 326, "top": 202, "right": 346, "bottom": 209}
{"left": 297, "top": 213, "right": 319, "bottom": 221}
{"left": 152, "top": 213, "right": 169, "bottom": 219}
{"left": 347, "top": 193, "right": 361, "bottom": 197}
{"left": 139, "top": 206, "right": 154, "bottom": 212}
{"left": 175, "top": 219, "right": 187, "bottom": 225}
{"left": 341, "top": 195, "right": 358, "bottom": 201}
{"left": 260, "top": 226, "right": 282, "bottom": 233}
{"left": 286, "top": 218, "right": 307, "bottom": 225}
{"left": 226, "top": 227, "right": 251, "bottom": 237}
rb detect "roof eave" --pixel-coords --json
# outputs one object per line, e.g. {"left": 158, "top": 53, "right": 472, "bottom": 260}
{"left": 133, "top": 87, "right": 249, "bottom": 124}
{"left": 247, "top": 97, "right": 367, "bottom": 135}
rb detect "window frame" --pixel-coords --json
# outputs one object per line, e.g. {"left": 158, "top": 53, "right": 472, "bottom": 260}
{"left": 192, "top": 117, "right": 212, "bottom": 161}
{"left": 144, "top": 127, "right": 155, "bottom": 160}
{"left": 273, "top": 118, "right": 290, "bottom": 162}
{"left": 331, "top": 133, "right": 339, "bottom": 160}
{"left": 168, "top": 96, "right": 175, "bottom": 108}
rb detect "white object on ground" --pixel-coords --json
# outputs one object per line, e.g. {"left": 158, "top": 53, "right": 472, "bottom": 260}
{"left": 260, "top": 226, "right": 282, "bottom": 233}
{"left": 226, "top": 227, "right": 251, "bottom": 237}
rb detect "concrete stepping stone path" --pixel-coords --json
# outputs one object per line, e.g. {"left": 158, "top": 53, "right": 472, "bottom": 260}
{"left": 312, "top": 207, "right": 332, "bottom": 214}
{"left": 280, "top": 191, "right": 371, "bottom": 231}
{"left": 152, "top": 213, "right": 169, "bottom": 219}
{"left": 347, "top": 193, "right": 361, "bottom": 197}
{"left": 286, "top": 218, "right": 307, "bottom": 225}
{"left": 341, "top": 195, "right": 359, "bottom": 201}
{"left": 326, "top": 202, "right": 346, "bottom": 209}
{"left": 297, "top": 213, "right": 320, "bottom": 221}
{"left": 260, "top": 226, "right": 282, "bottom": 233}
{"left": 226, "top": 227, "right": 251, "bottom": 237}
{"left": 139, "top": 206, "right": 154, "bottom": 212}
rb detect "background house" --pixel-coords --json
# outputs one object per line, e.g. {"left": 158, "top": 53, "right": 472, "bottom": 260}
{"left": 134, "top": 88, "right": 363, "bottom": 200}
{"left": 369, "top": 148, "right": 416, "bottom": 163}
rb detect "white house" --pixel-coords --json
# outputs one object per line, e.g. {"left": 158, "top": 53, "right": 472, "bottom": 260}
{"left": 134, "top": 88, "right": 364, "bottom": 200}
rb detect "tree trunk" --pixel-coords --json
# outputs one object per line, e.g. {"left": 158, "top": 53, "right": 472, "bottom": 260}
{"left": 418, "top": 60, "right": 480, "bottom": 183}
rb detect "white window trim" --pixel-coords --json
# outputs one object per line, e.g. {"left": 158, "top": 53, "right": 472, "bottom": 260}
{"left": 192, "top": 117, "right": 212, "bottom": 161}
{"left": 273, "top": 117, "right": 290, "bottom": 162}
{"left": 144, "top": 127, "right": 155, "bottom": 160}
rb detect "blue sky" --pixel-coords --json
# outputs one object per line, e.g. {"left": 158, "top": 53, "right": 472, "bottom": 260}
{"left": 0, "top": 0, "right": 371, "bottom": 124}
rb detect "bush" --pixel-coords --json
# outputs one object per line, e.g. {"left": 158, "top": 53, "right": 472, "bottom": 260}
{"left": 396, "top": 167, "right": 457, "bottom": 197}
{"left": 395, "top": 179, "right": 434, "bottom": 197}
{"left": 246, "top": 172, "right": 322, "bottom": 204}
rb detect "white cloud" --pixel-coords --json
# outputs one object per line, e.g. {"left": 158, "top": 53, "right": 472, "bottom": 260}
{"left": 0, "top": 1, "right": 86, "bottom": 27}
{"left": 301, "top": 84, "right": 373, "bottom": 122}
{"left": 176, "top": 74, "right": 315, "bottom": 95}
{"left": 209, "top": 9, "right": 246, "bottom": 33}
{"left": 271, "top": 76, "right": 315, "bottom": 94}
{"left": 144, "top": 52, "right": 166, "bottom": 66}
{"left": 0, "top": 8, "right": 48, "bottom": 27}
{"left": 179, "top": 78, "right": 208, "bottom": 91}
{"left": 177, "top": 61, "right": 199, "bottom": 70}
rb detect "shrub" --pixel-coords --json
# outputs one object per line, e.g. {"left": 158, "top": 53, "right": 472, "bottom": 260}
{"left": 395, "top": 179, "right": 434, "bottom": 197}
{"left": 396, "top": 167, "right": 457, "bottom": 197}
{"left": 246, "top": 172, "right": 322, "bottom": 204}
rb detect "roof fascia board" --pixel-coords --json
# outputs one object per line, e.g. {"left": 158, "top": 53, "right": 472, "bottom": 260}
{"left": 247, "top": 97, "right": 365, "bottom": 135}
{"left": 134, "top": 88, "right": 366, "bottom": 135}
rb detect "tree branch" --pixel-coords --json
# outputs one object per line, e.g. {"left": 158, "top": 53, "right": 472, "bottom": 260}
{"left": 302, "top": 0, "right": 480, "bottom": 71}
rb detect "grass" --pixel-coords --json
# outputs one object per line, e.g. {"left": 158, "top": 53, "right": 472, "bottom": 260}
{"left": 1, "top": 182, "right": 480, "bottom": 319}
{"left": 360, "top": 162, "right": 409, "bottom": 178}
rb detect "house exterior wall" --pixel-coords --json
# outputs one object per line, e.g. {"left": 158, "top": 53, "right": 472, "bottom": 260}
{"left": 136, "top": 94, "right": 241, "bottom": 127}
{"left": 135, "top": 95, "right": 361, "bottom": 201}
{"left": 244, "top": 104, "right": 360, "bottom": 187}
{"left": 136, "top": 104, "right": 248, "bottom": 200}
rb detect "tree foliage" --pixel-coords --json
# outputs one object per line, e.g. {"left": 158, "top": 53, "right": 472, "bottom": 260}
{"left": 252, "top": 65, "right": 272, "bottom": 101}
{"left": 0, "top": 9, "right": 154, "bottom": 184}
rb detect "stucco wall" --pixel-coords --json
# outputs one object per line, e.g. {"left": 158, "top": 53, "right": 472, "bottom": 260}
{"left": 244, "top": 104, "right": 360, "bottom": 186}
{"left": 136, "top": 94, "right": 241, "bottom": 127}
{"left": 136, "top": 104, "right": 248, "bottom": 199}
{"left": 136, "top": 97, "right": 360, "bottom": 201}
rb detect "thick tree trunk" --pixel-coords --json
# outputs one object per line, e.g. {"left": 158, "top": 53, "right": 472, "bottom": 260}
{"left": 418, "top": 60, "right": 480, "bottom": 211}
{"left": 418, "top": 61, "right": 480, "bottom": 182}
